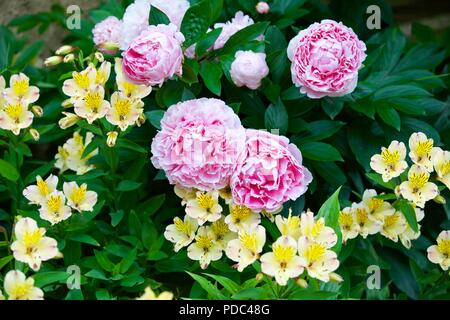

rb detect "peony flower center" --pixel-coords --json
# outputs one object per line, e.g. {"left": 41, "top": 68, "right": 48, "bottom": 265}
{"left": 47, "top": 195, "right": 63, "bottom": 213}
{"left": 304, "top": 243, "right": 326, "bottom": 264}
{"left": 239, "top": 232, "right": 258, "bottom": 253}
{"left": 273, "top": 244, "right": 295, "bottom": 267}
{"left": 12, "top": 79, "right": 29, "bottom": 96}
{"left": 437, "top": 239, "right": 450, "bottom": 257}
{"left": 174, "top": 217, "right": 193, "bottom": 235}
{"left": 381, "top": 149, "right": 400, "bottom": 166}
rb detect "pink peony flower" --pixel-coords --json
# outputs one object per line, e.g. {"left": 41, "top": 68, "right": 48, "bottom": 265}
{"left": 213, "top": 11, "right": 255, "bottom": 50}
{"left": 151, "top": 98, "right": 245, "bottom": 191}
{"left": 149, "top": 0, "right": 190, "bottom": 29}
{"left": 92, "top": 16, "right": 123, "bottom": 51}
{"left": 287, "top": 19, "right": 367, "bottom": 99}
{"left": 121, "top": 0, "right": 151, "bottom": 50}
{"left": 230, "top": 50, "right": 269, "bottom": 90}
{"left": 231, "top": 129, "right": 312, "bottom": 213}
{"left": 256, "top": 2, "right": 270, "bottom": 14}
{"left": 122, "top": 23, "right": 185, "bottom": 86}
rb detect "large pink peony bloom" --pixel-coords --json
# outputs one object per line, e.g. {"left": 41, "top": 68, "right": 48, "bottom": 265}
{"left": 230, "top": 50, "right": 269, "bottom": 90}
{"left": 92, "top": 16, "right": 123, "bottom": 50}
{"left": 231, "top": 129, "right": 312, "bottom": 212}
{"left": 287, "top": 19, "right": 367, "bottom": 99}
{"left": 122, "top": 23, "right": 184, "bottom": 86}
{"left": 151, "top": 98, "right": 245, "bottom": 191}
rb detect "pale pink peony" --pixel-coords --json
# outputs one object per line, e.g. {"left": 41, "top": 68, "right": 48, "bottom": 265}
{"left": 213, "top": 11, "right": 255, "bottom": 50}
{"left": 231, "top": 129, "right": 312, "bottom": 213}
{"left": 149, "top": 0, "right": 190, "bottom": 29}
{"left": 256, "top": 2, "right": 270, "bottom": 14}
{"left": 92, "top": 16, "right": 123, "bottom": 51}
{"left": 121, "top": 0, "right": 151, "bottom": 50}
{"left": 287, "top": 19, "right": 367, "bottom": 99}
{"left": 122, "top": 23, "right": 185, "bottom": 86}
{"left": 151, "top": 98, "right": 245, "bottom": 191}
{"left": 230, "top": 50, "right": 269, "bottom": 90}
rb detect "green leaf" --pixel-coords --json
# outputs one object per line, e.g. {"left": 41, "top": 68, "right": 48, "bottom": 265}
{"left": 195, "top": 28, "right": 222, "bottom": 57}
{"left": 293, "top": 120, "right": 344, "bottom": 144}
{"left": 394, "top": 199, "right": 419, "bottom": 232}
{"left": 217, "top": 22, "right": 269, "bottom": 56}
{"left": 0, "top": 255, "right": 13, "bottom": 270}
{"left": 68, "top": 234, "right": 100, "bottom": 246}
{"left": 120, "top": 248, "right": 137, "bottom": 274}
{"left": 300, "top": 142, "right": 343, "bottom": 162}
{"left": 116, "top": 139, "right": 148, "bottom": 154}
{"left": 81, "top": 137, "right": 100, "bottom": 159}
{"left": 181, "top": 0, "right": 216, "bottom": 47}
{"left": 0, "top": 159, "right": 19, "bottom": 181}
{"left": 199, "top": 61, "right": 222, "bottom": 95}
{"left": 322, "top": 97, "right": 345, "bottom": 119}
{"left": 317, "top": 187, "right": 342, "bottom": 252}
{"left": 117, "top": 180, "right": 142, "bottom": 192}
{"left": 139, "top": 194, "right": 166, "bottom": 216}
{"left": 110, "top": 210, "right": 124, "bottom": 227}
{"left": 149, "top": 6, "right": 170, "bottom": 25}
{"left": 373, "top": 85, "right": 430, "bottom": 101}
{"left": 377, "top": 104, "right": 401, "bottom": 131}
{"left": 94, "top": 250, "right": 114, "bottom": 272}
{"left": 204, "top": 273, "right": 239, "bottom": 295}
{"left": 11, "top": 40, "right": 43, "bottom": 71}
{"left": 264, "top": 98, "right": 288, "bottom": 135}
{"left": 0, "top": 26, "right": 15, "bottom": 72}
{"left": 232, "top": 287, "right": 268, "bottom": 299}
{"left": 85, "top": 269, "right": 109, "bottom": 280}
{"left": 145, "top": 110, "right": 165, "bottom": 130}
{"left": 187, "top": 272, "right": 227, "bottom": 299}
{"left": 33, "top": 271, "right": 69, "bottom": 288}
{"left": 365, "top": 173, "right": 397, "bottom": 190}
{"left": 312, "top": 162, "right": 347, "bottom": 187}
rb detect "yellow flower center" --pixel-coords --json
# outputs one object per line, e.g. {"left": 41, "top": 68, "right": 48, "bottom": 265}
{"left": 311, "top": 219, "right": 324, "bottom": 238}
{"left": 96, "top": 72, "right": 106, "bottom": 85}
{"left": 381, "top": 149, "right": 400, "bottom": 165}
{"left": 70, "top": 185, "right": 86, "bottom": 205}
{"left": 440, "top": 161, "right": 450, "bottom": 177}
{"left": 415, "top": 140, "right": 433, "bottom": 159}
{"left": 367, "top": 198, "right": 384, "bottom": 212}
{"left": 12, "top": 79, "right": 29, "bottom": 96}
{"left": 304, "top": 243, "right": 326, "bottom": 264}
{"left": 23, "top": 230, "right": 43, "bottom": 248}
{"left": 383, "top": 214, "right": 399, "bottom": 229}
{"left": 73, "top": 72, "right": 90, "bottom": 89}
{"left": 356, "top": 208, "right": 368, "bottom": 227}
{"left": 47, "top": 195, "right": 62, "bottom": 213}
{"left": 58, "top": 146, "right": 69, "bottom": 160}
{"left": 409, "top": 172, "right": 429, "bottom": 190}
{"left": 174, "top": 217, "right": 192, "bottom": 235}
{"left": 114, "top": 98, "right": 131, "bottom": 120}
{"left": 339, "top": 212, "right": 353, "bottom": 230}
{"left": 211, "top": 220, "right": 229, "bottom": 240}
{"left": 5, "top": 104, "right": 24, "bottom": 122}
{"left": 122, "top": 82, "right": 137, "bottom": 97}
{"left": 36, "top": 177, "right": 49, "bottom": 196}
{"left": 196, "top": 193, "right": 215, "bottom": 211}
{"left": 10, "top": 282, "right": 33, "bottom": 299}
{"left": 85, "top": 92, "right": 102, "bottom": 111}
{"left": 437, "top": 239, "right": 450, "bottom": 257}
{"left": 230, "top": 205, "right": 251, "bottom": 223}
{"left": 196, "top": 234, "right": 213, "bottom": 252}
{"left": 239, "top": 232, "right": 258, "bottom": 252}
{"left": 273, "top": 244, "right": 295, "bottom": 266}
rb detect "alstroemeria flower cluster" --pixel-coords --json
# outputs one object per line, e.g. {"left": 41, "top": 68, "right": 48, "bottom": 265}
{"left": 23, "top": 174, "right": 97, "bottom": 225}
{"left": 0, "top": 73, "right": 40, "bottom": 135}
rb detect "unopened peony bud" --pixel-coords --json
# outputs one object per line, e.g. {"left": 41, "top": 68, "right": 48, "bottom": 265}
{"left": 329, "top": 272, "right": 344, "bottom": 283}
{"left": 31, "top": 105, "right": 43, "bottom": 117}
{"left": 106, "top": 131, "right": 118, "bottom": 147}
{"left": 296, "top": 278, "right": 308, "bottom": 288}
{"left": 55, "top": 45, "right": 75, "bottom": 55}
{"left": 255, "top": 273, "right": 264, "bottom": 281}
{"left": 256, "top": 2, "right": 270, "bottom": 14}
{"left": 135, "top": 113, "right": 146, "bottom": 127}
{"left": 58, "top": 112, "right": 80, "bottom": 129}
{"left": 97, "top": 42, "right": 120, "bottom": 55}
{"left": 95, "top": 52, "right": 104, "bottom": 63}
{"left": 44, "top": 56, "right": 63, "bottom": 67}
{"left": 434, "top": 194, "right": 446, "bottom": 204}
{"left": 63, "top": 53, "right": 76, "bottom": 63}
{"left": 29, "top": 128, "right": 40, "bottom": 141}
{"left": 62, "top": 99, "right": 73, "bottom": 108}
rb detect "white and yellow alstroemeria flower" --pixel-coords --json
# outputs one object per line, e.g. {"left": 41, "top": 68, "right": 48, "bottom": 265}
{"left": 299, "top": 210, "right": 337, "bottom": 247}
{"left": 94, "top": 61, "right": 111, "bottom": 86}
{"left": 63, "top": 181, "right": 97, "bottom": 212}
{"left": 174, "top": 185, "right": 196, "bottom": 206}
{"left": 164, "top": 215, "right": 198, "bottom": 252}
{"left": 399, "top": 164, "right": 438, "bottom": 208}
{"left": 218, "top": 186, "right": 233, "bottom": 204}
{"left": 55, "top": 132, "right": 98, "bottom": 175}
{"left": 275, "top": 210, "right": 302, "bottom": 240}
{"left": 136, "top": 287, "right": 173, "bottom": 300}
{"left": 0, "top": 75, "right": 6, "bottom": 108}
{"left": 106, "top": 91, "right": 143, "bottom": 131}
{"left": 297, "top": 236, "right": 339, "bottom": 282}
{"left": 3, "top": 270, "right": 44, "bottom": 300}
{"left": 380, "top": 211, "right": 407, "bottom": 242}
{"left": 62, "top": 65, "right": 97, "bottom": 99}
{"left": 409, "top": 132, "right": 434, "bottom": 172}
{"left": 352, "top": 202, "right": 382, "bottom": 238}
{"left": 38, "top": 191, "right": 72, "bottom": 225}
{"left": 226, "top": 225, "right": 266, "bottom": 272}
{"left": 3, "top": 73, "right": 39, "bottom": 105}
{"left": 338, "top": 207, "right": 359, "bottom": 243}
{"left": 370, "top": 140, "right": 408, "bottom": 182}
{"left": 187, "top": 226, "right": 223, "bottom": 269}
{"left": 10, "top": 217, "right": 58, "bottom": 271}
{"left": 0, "top": 102, "right": 33, "bottom": 135}
{"left": 400, "top": 208, "right": 424, "bottom": 249}
{"left": 225, "top": 203, "right": 260, "bottom": 233}
{"left": 431, "top": 147, "right": 450, "bottom": 189}
{"left": 115, "top": 58, "right": 152, "bottom": 100}
{"left": 260, "top": 236, "right": 304, "bottom": 286}
{"left": 427, "top": 230, "right": 450, "bottom": 271}
{"left": 185, "top": 190, "right": 223, "bottom": 225}
{"left": 22, "top": 174, "right": 58, "bottom": 205}
{"left": 210, "top": 218, "right": 236, "bottom": 250}
{"left": 73, "top": 85, "right": 110, "bottom": 124}
{"left": 362, "top": 189, "right": 395, "bottom": 222}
